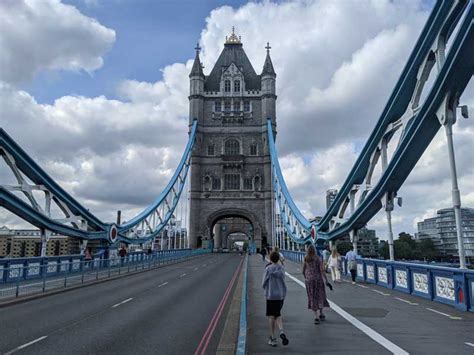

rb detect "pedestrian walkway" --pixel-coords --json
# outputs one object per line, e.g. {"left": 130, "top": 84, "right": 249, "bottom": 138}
{"left": 246, "top": 255, "right": 474, "bottom": 354}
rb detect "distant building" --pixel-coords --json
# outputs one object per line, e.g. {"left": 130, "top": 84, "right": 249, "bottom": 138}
{"left": 0, "top": 226, "right": 80, "bottom": 258}
{"left": 326, "top": 189, "right": 338, "bottom": 210}
{"left": 336, "top": 227, "right": 379, "bottom": 257}
{"left": 416, "top": 207, "right": 474, "bottom": 262}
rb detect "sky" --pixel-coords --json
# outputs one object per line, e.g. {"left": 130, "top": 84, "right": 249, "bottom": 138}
{"left": 1, "top": 0, "right": 473, "bottom": 241}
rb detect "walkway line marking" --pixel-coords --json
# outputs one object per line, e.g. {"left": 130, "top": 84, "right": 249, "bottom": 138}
{"left": 395, "top": 297, "right": 418, "bottom": 306}
{"left": 465, "top": 342, "right": 474, "bottom": 347}
{"left": 426, "top": 307, "right": 462, "bottom": 320}
{"left": 195, "top": 258, "right": 243, "bottom": 355}
{"left": 194, "top": 268, "right": 199, "bottom": 271}
{"left": 111, "top": 297, "right": 133, "bottom": 308}
{"left": 372, "top": 289, "right": 390, "bottom": 296}
{"left": 357, "top": 284, "right": 369, "bottom": 289}
{"left": 342, "top": 279, "right": 351, "bottom": 283}
{"left": 158, "top": 282, "right": 168, "bottom": 287}
{"left": 5, "top": 335, "right": 48, "bottom": 354}
{"left": 285, "top": 272, "right": 409, "bottom": 355}
{"left": 179, "top": 273, "right": 187, "bottom": 278}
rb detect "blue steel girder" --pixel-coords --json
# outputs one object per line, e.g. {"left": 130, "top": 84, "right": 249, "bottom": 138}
{"left": 0, "top": 119, "right": 198, "bottom": 245}
{"left": 267, "top": 120, "right": 313, "bottom": 244}
{"left": 316, "top": 0, "right": 474, "bottom": 241}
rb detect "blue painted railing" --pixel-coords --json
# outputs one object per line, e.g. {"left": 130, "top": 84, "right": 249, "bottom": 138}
{"left": 281, "top": 250, "right": 474, "bottom": 312}
{"left": 0, "top": 249, "right": 200, "bottom": 284}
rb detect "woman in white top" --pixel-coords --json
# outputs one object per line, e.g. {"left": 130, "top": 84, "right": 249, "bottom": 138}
{"left": 328, "top": 249, "right": 341, "bottom": 282}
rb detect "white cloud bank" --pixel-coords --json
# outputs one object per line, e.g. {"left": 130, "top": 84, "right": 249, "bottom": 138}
{"left": 1, "top": 0, "right": 473, "bottom": 239}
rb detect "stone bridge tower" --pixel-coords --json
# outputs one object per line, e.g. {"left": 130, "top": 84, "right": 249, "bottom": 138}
{"left": 188, "top": 30, "right": 277, "bottom": 250}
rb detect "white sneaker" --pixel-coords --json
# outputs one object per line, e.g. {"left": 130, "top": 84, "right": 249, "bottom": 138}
{"left": 352, "top": 281, "right": 356, "bottom": 284}
{"left": 268, "top": 337, "right": 277, "bottom": 346}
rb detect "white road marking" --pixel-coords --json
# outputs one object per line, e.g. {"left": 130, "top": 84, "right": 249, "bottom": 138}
{"left": 285, "top": 271, "right": 409, "bottom": 355}
{"left": 465, "top": 342, "right": 474, "bottom": 347}
{"left": 5, "top": 336, "right": 48, "bottom": 354}
{"left": 158, "top": 282, "right": 168, "bottom": 287}
{"left": 194, "top": 268, "right": 199, "bottom": 271}
{"left": 179, "top": 273, "right": 186, "bottom": 278}
{"left": 342, "top": 279, "right": 351, "bottom": 283}
{"left": 111, "top": 297, "right": 133, "bottom": 308}
{"left": 357, "top": 284, "right": 369, "bottom": 289}
{"left": 394, "top": 297, "right": 418, "bottom": 306}
{"left": 426, "top": 307, "right": 462, "bottom": 320}
{"left": 372, "top": 289, "right": 390, "bottom": 296}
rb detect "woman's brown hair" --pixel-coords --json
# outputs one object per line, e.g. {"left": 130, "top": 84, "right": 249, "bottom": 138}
{"left": 304, "top": 244, "right": 316, "bottom": 263}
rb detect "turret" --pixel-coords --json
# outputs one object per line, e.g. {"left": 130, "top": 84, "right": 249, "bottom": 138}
{"left": 189, "top": 43, "right": 205, "bottom": 125}
{"left": 261, "top": 42, "right": 277, "bottom": 128}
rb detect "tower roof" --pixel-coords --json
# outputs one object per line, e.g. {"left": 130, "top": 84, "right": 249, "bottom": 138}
{"left": 261, "top": 42, "right": 276, "bottom": 76}
{"left": 189, "top": 43, "right": 205, "bottom": 78}
{"left": 204, "top": 29, "right": 261, "bottom": 91}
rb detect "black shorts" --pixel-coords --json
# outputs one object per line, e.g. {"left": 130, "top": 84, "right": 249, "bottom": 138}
{"left": 266, "top": 299, "right": 284, "bottom": 317}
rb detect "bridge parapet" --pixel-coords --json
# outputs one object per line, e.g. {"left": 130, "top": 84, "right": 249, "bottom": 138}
{"left": 281, "top": 250, "right": 474, "bottom": 312}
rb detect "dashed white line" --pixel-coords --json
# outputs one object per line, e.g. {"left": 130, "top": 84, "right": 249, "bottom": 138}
{"left": 394, "top": 297, "right": 418, "bottom": 306}
{"left": 111, "top": 297, "right": 133, "bottom": 308}
{"left": 342, "top": 279, "right": 351, "bottom": 283}
{"left": 426, "top": 307, "right": 462, "bottom": 320}
{"left": 179, "top": 273, "right": 186, "bottom": 278}
{"left": 372, "top": 289, "right": 390, "bottom": 296}
{"left": 285, "top": 271, "right": 409, "bottom": 355}
{"left": 5, "top": 335, "right": 48, "bottom": 354}
{"left": 158, "top": 282, "right": 168, "bottom": 287}
{"left": 465, "top": 342, "right": 474, "bottom": 347}
{"left": 356, "top": 284, "right": 369, "bottom": 289}
{"left": 194, "top": 267, "right": 199, "bottom": 271}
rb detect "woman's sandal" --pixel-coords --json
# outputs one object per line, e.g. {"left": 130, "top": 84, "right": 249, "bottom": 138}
{"left": 314, "top": 318, "right": 320, "bottom": 324}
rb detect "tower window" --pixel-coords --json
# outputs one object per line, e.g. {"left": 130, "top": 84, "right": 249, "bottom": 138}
{"left": 224, "top": 139, "right": 240, "bottom": 155}
{"left": 212, "top": 177, "right": 221, "bottom": 190}
{"left": 243, "top": 177, "right": 253, "bottom": 190}
{"left": 250, "top": 144, "right": 257, "bottom": 156}
{"left": 215, "top": 101, "right": 221, "bottom": 112}
{"left": 207, "top": 144, "right": 215, "bottom": 156}
{"left": 234, "top": 80, "right": 240, "bottom": 92}
{"left": 224, "top": 80, "right": 231, "bottom": 92}
{"left": 234, "top": 100, "right": 241, "bottom": 111}
{"left": 244, "top": 101, "right": 251, "bottom": 112}
{"left": 224, "top": 101, "right": 231, "bottom": 112}
{"left": 224, "top": 174, "right": 240, "bottom": 190}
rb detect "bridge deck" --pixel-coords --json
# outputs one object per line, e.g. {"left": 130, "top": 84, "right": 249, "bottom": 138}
{"left": 247, "top": 255, "right": 474, "bottom": 354}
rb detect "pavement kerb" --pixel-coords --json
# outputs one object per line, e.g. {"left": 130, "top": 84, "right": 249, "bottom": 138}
{"left": 0, "top": 254, "right": 207, "bottom": 308}
{"left": 216, "top": 254, "right": 247, "bottom": 354}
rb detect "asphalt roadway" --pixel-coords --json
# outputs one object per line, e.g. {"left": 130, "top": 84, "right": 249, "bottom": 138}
{"left": 247, "top": 255, "right": 474, "bottom": 354}
{"left": 0, "top": 253, "right": 243, "bottom": 355}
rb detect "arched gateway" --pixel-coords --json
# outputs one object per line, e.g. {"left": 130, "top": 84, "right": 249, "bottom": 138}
{"left": 188, "top": 30, "right": 277, "bottom": 250}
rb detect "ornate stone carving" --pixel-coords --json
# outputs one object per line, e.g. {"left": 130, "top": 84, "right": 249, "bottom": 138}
{"left": 413, "top": 272, "right": 429, "bottom": 293}
{"left": 435, "top": 276, "right": 455, "bottom": 300}
{"left": 378, "top": 267, "right": 388, "bottom": 283}
{"left": 9, "top": 264, "right": 22, "bottom": 278}
{"left": 395, "top": 270, "right": 408, "bottom": 288}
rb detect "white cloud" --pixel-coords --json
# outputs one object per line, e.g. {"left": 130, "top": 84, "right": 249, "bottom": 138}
{"left": 1, "top": 0, "right": 473, "bottom": 243}
{"left": 0, "top": 0, "right": 115, "bottom": 84}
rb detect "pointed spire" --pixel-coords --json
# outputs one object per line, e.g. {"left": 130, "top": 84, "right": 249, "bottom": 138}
{"left": 190, "top": 42, "right": 205, "bottom": 78}
{"left": 262, "top": 42, "right": 276, "bottom": 76}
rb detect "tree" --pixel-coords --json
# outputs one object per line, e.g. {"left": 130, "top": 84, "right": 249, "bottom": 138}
{"left": 416, "top": 239, "right": 439, "bottom": 261}
{"left": 336, "top": 241, "right": 352, "bottom": 256}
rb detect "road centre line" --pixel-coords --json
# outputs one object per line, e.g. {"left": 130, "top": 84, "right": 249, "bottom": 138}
{"left": 426, "top": 307, "right": 462, "bottom": 320}
{"left": 111, "top": 297, "right": 133, "bottom": 308}
{"left": 285, "top": 271, "right": 409, "bottom": 355}
{"left": 465, "top": 342, "right": 474, "bottom": 347}
{"left": 158, "top": 282, "right": 168, "bottom": 287}
{"left": 5, "top": 336, "right": 48, "bottom": 354}
{"left": 395, "top": 297, "right": 418, "bottom": 306}
{"left": 372, "top": 289, "right": 390, "bottom": 296}
{"left": 179, "top": 273, "right": 187, "bottom": 278}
